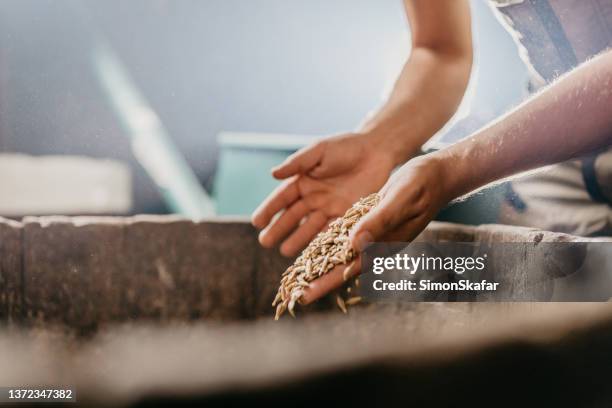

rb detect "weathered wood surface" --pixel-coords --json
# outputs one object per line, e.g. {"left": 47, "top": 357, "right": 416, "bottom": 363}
{"left": 22, "top": 216, "right": 127, "bottom": 330}
{"left": 0, "top": 217, "right": 611, "bottom": 406}
{"left": 1, "top": 217, "right": 611, "bottom": 329}
{"left": 0, "top": 303, "right": 612, "bottom": 407}
{"left": 418, "top": 222, "right": 606, "bottom": 301}
{"left": 12, "top": 216, "right": 261, "bottom": 331}
{"left": 0, "top": 218, "right": 22, "bottom": 323}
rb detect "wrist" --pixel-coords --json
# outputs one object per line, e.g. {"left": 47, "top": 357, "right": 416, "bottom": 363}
{"left": 427, "top": 149, "right": 470, "bottom": 203}
{"left": 356, "top": 124, "right": 421, "bottom": 167}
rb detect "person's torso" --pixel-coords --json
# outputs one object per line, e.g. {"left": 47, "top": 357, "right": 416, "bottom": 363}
{"left": 490, "top": 0, "right": 612, "bottom": 203}
{"left": 490, "top": 0, "right": 612, "bottom": 87}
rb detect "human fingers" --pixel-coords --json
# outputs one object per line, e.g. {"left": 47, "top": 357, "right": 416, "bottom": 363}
{"left": 272, "top": 141, "right": 326, "bottom": 179}
{"left": 349, "top": 186, "right": 424, "bottom": 251}
{"left": 258, "top": 199, "right": 309, "bottom": 248}
{"left": 279, "top": 210, "right": 328, "bottom": 257}
{"left": 300, "top": 257, "right": 361, "bottom": 305}
{"left": 251, "top": 177, "right": 300, "bottom": 230}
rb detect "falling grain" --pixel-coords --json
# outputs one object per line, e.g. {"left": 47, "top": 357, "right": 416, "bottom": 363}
{"left": 273, "top": 193, "right": 380, "bottom": 319}
{"left": 336, "top": 294, "right": 348, "bottom": 314}
{"left": 345, "top": 296, "right": 362, "bottom": 306}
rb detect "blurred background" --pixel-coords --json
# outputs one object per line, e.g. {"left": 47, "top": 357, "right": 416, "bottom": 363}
{"left": 0, "top": 0, "right": 528, "bottom": 218}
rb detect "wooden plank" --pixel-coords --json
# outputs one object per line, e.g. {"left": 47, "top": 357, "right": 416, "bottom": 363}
{"left": 0, "top": 218, "right": 23, "bottom": 324}
{"left": 22, "top": 216, "right": 126, "bottom": 332}
{"left": 123, "top": 216, "right": 257, "bottom": 321}
{"left": 253, "top": 247, "right": 292, "bottom": 318}
{"left": 0, "top": 303, "right": 611, "bottom": 406}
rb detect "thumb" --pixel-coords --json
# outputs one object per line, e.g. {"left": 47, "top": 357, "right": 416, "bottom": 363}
{"left": 272, "top": 141, "right": 325, "bottom": 179}
{"left": 349, "top": 195, "right": 401, "bottom": 252}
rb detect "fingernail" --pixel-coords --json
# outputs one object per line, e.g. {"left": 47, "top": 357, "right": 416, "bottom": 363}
{"left": 258, "top": 230, "right": 271, "bottom": 247}
{"left": 280, "top": 242, "right": 294, "bottom": 258}
{"left": 354, "top": 231, "right": 373, "bottom": 252}
{"left": 251, "top": 214, "right": 264, "bottom": 229}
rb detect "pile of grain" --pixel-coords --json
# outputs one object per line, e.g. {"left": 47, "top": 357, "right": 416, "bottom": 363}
{"left": 273, "top": 193, "right": 380, "bottom": 319}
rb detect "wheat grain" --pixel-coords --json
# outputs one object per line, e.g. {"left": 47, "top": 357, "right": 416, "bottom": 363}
{"left": 336, "top": 294, "right": 348, "bottom": 314}
{"left": 345, "top": 296, "right": 362, "bottom": 306}
{"left": 273, "top": 193, "right": 380, "bottom": 319}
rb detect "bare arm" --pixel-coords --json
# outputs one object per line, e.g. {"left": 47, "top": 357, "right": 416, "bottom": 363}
{"left": 353, "top": 50, "right": 612, "bottom": 248}
{"left": 441, "top": 50, "right": 612, "bottom": 200}
{"left": 252, "top": 0, "right": 472, "bottom": 256}
{"left": 361, "top": 0, "right": 473, "bottom": 163}
{"left": 302, "top": 49, "right": 612, "bottom": 304}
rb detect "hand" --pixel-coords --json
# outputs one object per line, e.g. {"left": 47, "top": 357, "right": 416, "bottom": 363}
{"left": 251, "top": 132, "right": 396, "bottom": 257}
{"left": 349, "top": 154, "right": 452, "bottom": 250}
{"left": 302, "top": 154, "right": 454, "bottom": 304}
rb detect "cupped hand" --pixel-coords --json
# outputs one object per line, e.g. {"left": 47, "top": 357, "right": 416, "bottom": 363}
{"left": 302, "top": 154, "right": 454, "bottom": 304}
{"left": 349, "top": 154, "right": 452, "bottom": 250}
{"left": 251, "top": 132, "right": 396, "bottom": 257}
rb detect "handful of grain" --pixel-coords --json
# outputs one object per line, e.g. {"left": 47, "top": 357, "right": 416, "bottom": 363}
{"left": 273, "top": 193, "right": 380, "bottom": 319}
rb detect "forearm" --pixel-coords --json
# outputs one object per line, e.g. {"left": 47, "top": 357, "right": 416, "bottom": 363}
{"left": 360, "top": 46, "right": 472, "bottom": 165}
{"left": 438, "top": 50, "right": 612, "bottom": 200}
{"left": 356, "top": 0, "right": 472, "bottom": 167}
